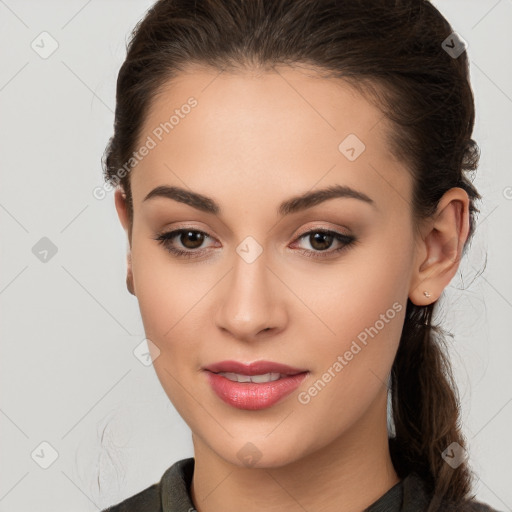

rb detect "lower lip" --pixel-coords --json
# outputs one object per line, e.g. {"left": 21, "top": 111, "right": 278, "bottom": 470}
{"left": 205, "top": 371, "right": 309, "bottom": 410}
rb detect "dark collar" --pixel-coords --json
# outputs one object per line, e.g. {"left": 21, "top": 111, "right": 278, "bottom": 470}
{"left": 160, "top": 458, "right": 428, "bottom": 512}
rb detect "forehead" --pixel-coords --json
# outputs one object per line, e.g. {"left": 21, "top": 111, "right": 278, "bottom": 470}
{"left": 130, "top": 64, "right": 412, "bottom": 217}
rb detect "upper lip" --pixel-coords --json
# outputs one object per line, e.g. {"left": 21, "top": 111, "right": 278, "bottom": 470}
{"left": 204, "top": 360, "right": 308, "bottom": 376}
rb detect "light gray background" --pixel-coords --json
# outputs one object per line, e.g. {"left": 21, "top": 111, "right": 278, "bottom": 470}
{"left": 0, "top": 1, "right": 511, "bottom": 511}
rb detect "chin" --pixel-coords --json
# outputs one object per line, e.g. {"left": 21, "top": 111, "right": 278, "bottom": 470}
{"left": 206, "top": 434, "right": 307, "bottom": 470}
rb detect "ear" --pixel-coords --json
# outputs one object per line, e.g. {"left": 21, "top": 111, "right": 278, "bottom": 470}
{"left": 114, "top": 187, "right": 136, "bottom": 296}
{"left": 408, "top": 187, "right": 470, "bottom": 306}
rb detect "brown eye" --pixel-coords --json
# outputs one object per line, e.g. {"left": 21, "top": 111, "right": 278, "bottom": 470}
{"left": 154, "top": 228, "right": 214, "bottom": 258}
{"left": 291, "top": 228, "right": 357, "bottom": 260}
{"left": 179, "top": 230, "right": 206, "bottom": 249}
{"left": 308, "top": 231, "right": 335, "bottom": 251}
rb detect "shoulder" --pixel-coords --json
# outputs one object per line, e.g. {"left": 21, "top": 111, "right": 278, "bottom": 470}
{"left": 100, "top": 457, "right": 195, "bottom": 512}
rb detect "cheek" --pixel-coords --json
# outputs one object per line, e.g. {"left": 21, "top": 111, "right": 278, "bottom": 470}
{"left": 306, "top": 241, "right": 410, "bottom": 373}
{"left": 296, "top": 264, "right": 407, "bottom": 434}
{"left": 130, "top": 243, "right": 207, "bottom": 412}
{"left": 306, "top": 243, "right": 409, "bottom": 324}
{"left": 131, "top": 238, "right": 197, "bottom": 331}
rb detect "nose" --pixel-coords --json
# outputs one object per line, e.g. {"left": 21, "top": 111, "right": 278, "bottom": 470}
{"left": 214, "top": 249, "right": 287, "bottom": 342}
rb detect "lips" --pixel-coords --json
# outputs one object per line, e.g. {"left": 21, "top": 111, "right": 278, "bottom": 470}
{"left": 203, "top": 360, "right": 310, "bottom": 410}
{"left": 203, "top": 360, "right": 308, "bottom": 376}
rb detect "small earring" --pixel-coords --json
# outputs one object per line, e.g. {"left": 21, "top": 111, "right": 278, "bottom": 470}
{"left": 423, "top": 290, "right": 431, "bottom": 298}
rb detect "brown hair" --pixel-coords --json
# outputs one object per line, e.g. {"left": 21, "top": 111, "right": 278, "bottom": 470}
{"left": 102, "top": 0, "right": 482, "bottom": 509}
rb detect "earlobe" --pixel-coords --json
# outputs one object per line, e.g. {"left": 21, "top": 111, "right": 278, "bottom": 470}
{"left": 408, "top": 187, "right": 470, "bottom": 306}
{"left": 126, "top": 252, "right": 136, "bottom": 296}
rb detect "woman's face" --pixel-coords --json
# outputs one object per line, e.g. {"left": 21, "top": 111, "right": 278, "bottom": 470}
{"left": 118, "top": 64, "right": 420, "bottom": 468}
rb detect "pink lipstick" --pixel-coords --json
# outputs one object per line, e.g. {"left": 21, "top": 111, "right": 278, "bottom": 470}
{"left": 203, "top": 360, "right": 309, "bottom": 410}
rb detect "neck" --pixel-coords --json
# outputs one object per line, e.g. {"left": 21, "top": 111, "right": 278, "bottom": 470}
{"left": 190, "top": 389, "right": 400, "bottom": 512}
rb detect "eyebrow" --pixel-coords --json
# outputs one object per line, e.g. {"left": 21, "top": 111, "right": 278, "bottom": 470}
{"left": 143, "top": 184, "right": 376, "bottom": 216}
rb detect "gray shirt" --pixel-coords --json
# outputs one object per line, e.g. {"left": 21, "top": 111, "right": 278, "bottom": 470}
{"left": 101, "top": 458, "right": 503, "bottom": 512}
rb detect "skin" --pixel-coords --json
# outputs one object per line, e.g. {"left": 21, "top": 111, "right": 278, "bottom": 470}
{"left": 114, "top": 64, "right": 470, "bottom": 512}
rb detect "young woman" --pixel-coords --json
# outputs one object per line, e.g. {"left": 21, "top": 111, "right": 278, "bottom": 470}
{"left": 100, "top": 0, "right": 502, "bottom": 511}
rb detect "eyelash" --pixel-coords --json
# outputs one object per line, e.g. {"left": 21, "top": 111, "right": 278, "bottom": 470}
{"left": 153, "top": 227, "right": 357, "bottom": 260}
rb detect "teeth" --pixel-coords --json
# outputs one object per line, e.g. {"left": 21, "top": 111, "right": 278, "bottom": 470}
{"left": 218, "top": 372, "right": 282, "bottom": 383}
